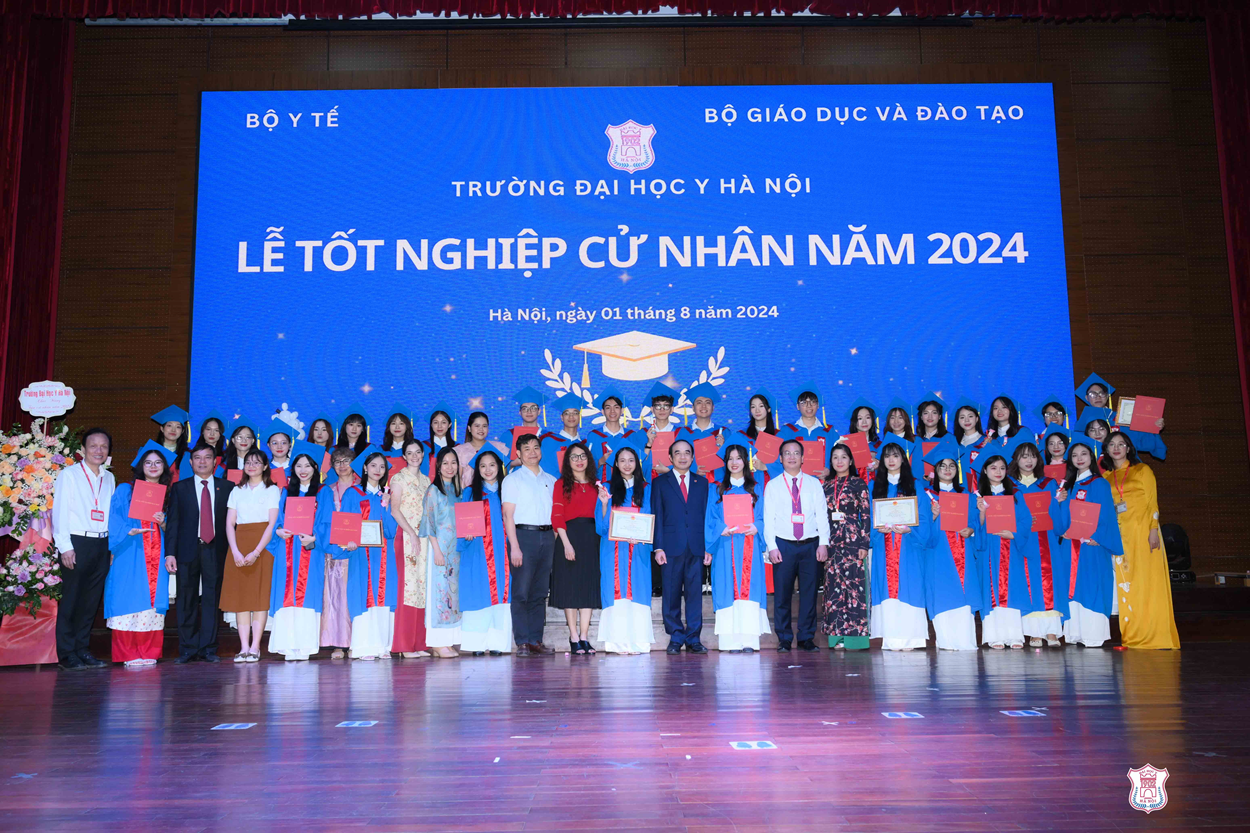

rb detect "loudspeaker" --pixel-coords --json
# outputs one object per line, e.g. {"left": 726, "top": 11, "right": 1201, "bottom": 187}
{"left": 1162, "top": 523, "right": 1190, "bottom": 571}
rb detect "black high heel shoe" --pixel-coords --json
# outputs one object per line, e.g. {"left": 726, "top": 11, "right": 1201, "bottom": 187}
{"left": 570, "top": 639, "right": 585, "bottom": 654}
{"left": 580, "top": 640, "right": 596, "bottom": 654}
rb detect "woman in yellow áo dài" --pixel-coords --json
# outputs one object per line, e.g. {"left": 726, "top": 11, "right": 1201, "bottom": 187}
{"left": 1101, "top": 431, "right": 1180, "bottom": 649}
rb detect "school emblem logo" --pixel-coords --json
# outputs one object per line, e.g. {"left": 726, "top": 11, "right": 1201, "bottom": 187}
{"left": 605, "top": 120, "right": 656, "bottom": 173}
{"left": 1127, "top": 764, "right": 1169, "bottom": 814}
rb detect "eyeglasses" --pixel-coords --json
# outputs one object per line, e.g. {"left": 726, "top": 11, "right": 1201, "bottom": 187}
{"left": 568, "top": 454, "right": 588, "bottom": 462}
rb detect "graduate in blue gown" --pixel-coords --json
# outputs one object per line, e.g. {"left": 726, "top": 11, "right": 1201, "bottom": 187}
{"left": 378, "top": 405, "right": 417, "bottom": 457}
{"left": 881, "top": 396, "right": 916, "bottom": 445}
{"left": 641, "top": 381, "right": 683, "bottom": 477}
{"left": 105, "top": 441, "right": 175, "bottom": 665}
{"left": 685, "top": 380, "right": 728, "bottom": 481}
{"left": 323, "top": 446, "right": 398, "bottom": 660}
{"left": 869, "top": 438, "right": 931, "bottom": 651}
{"left": 422, "top": 404, "right": 457, "bottom": 480}
{"left": 457, "top": 451, "right": 513, "bottom": 655}
{"left": 729, "top": 387, "right": 783, "bottom": 484}
{"left": 1075, "top": 372, "right": 1167, "bottom": 460}
{"left": 266, "top": 443, "right": 326, "bottom": 660}
{"left": 910, "top": 392, "right": 950, "bottom": 483}
{"left": 151, "top": 405, "right": 189, "bottom": 484}
{"left": 180, "top": 409, "right": 227, "bottom": 480}
{"left": 1004, "top": 433, "right": 1069, "bottom": 647}
{"left": 263, "top": 418, "right": 295, "bottom": 486}
{"left": 986, "top": 395, "right": 1032, "bottom": 446}
{"left": 593, "top": 446, "right": 655, "bottom": 654}
{"left": 588, "top": 385, "right": 643, "bottom": 482}
{"left": 972, "top": 446, "right": 1038, "bottom": 649}
{"left": 919, "top": 439, "right": 980, "bottom": 650}
{"left": 1033, "top": 394, "right": 1072, "bottom": 432}
{"left": 779, "top": 383, "right": 832, "bottom": 478}
{"left": 704, "top": 444, "right": 770, "bottom": 652}
{"left": 1056, "top": 436, "right": 1125, "bottom": 647}
{"left": 540, "top": 392, "right": 585, "bottom": 478}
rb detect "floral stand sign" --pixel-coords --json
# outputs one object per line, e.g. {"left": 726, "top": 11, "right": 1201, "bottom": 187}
{"left": 0, "top": 416, "right": 81, "bottom": 665}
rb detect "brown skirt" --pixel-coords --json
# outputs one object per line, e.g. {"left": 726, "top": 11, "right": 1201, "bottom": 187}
{"left": 220, "top": 522, "right": 274, "bottom": 613}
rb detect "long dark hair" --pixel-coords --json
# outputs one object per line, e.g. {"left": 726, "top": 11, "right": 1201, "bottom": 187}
{"left": 469, "top": 450, "right": 505, "bottom": 501}
{"left": 1007, "top": 442, "right": 1042, "bottom": 482}
{"left": 885, "top": 408, "right": 915, "bottom": 442}
{"left": 241, "top": 448, "right": 274, "bottom": 488}
{"left": 1062, "top": 441, "right": 1103, "bottom": 490}
{"left": 848, "top": 406, "right": 879, "bottom": 444}
{"left": 154, "top": 421, "right": 188, "bottom": 460}
{"left": 196, "top": 417, "right": 226, "bottom": 456}
{"left": 431, "top": 446, "right": 461, "bottom": 497}
{"left": 716, "top": 444, "right": 758, "bottom": 503}
{"left": 287, "top": 452, "right": 323, "bottom": 497}
{"left": 824, "top": 442, "right": 857, "bottom": 485}
{"left": 609, "top": 447, "right": 646, "bottom": 508}
{"left": 337, "top": 413, "right": 369, "bottom": 457}
{"left": 926, "top": 453, "right": 965, "bottom": 493}
{"left": 745, "top": 394, "right": 777, "bottom": 440}
{"left": 989, "top": 397, "right": 1021, "bottom": 439}
{"left": 916, "top": 400, "right": 948, "bottom": 439}
{"left": 132, "top": 450, "right": 174, "bottom": 511}
{"left": 1099, "top": 430, "right": 1142, "bottom": 473}
{"left": 871, "top": 441, "right": 916, "bottom": 498}
{"left": 975, "top": 453, "right": 1015, "bottom": 496}
{"left": 428, "top": 409, "right": 454, "bottom": 446}
{"left": 1083, "top": 418, "right": 1111, "bottom": 440}
{"left": 1044, "top": 432, "right": 1070, "bottom": 464}
{"left": 383, "top": 412, "right": 415, "bottom": 452}
{"left": 309, "top": 418, "right": 335, "bottom": 452}
{"left": 952, "top": 406, "right": 982, "bottom": 443}
{"left": 358, "top": 451, "right": 390, "bottom": 492}
{"left": 559, "top": 441, "right": 595, "bottom": 499}
{"left": 223, "top": 425, "right": 256, "bottom": 470}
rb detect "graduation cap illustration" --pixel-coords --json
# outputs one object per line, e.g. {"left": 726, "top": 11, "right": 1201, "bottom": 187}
{"left": 1033, "top": 394, "right": 1072, "bottom": 428}
{"left": 573, "top": 330, "right": 695, "bottom": 382}
{"left": 1075, "top": 372, "right": 1116, "bottom": 402}
{"left": 150, "top": 405, "right": 189, "bottom": 427}
{"left": 130, "top": 439, "right": 175, "bottom": 468}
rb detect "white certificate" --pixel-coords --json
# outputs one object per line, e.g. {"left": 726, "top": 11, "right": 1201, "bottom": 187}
{"left": 360, "top": 520, "right": 384, "bottom": 547}
{"left": 608, "top": 510, "right": 655, "bottom": 543}
{"left": 1116, "top": 396, "right": 1135, "bottom": 427}
{"left": 872, "top": 496, "right": 919, "bottom": 527}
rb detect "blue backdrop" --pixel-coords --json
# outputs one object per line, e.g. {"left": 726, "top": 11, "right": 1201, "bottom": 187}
{"left": 192, "top": 83, "right": 1071, "bottom": 439}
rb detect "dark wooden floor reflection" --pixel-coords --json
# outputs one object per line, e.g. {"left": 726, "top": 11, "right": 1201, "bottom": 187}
{"left": 1, "top": 645, "right": 1245, "bottom": 831}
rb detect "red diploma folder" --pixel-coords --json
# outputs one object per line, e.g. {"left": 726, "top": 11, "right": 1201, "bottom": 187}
{"left": 329, "top": 511, "right": 362, "bottom": 547}
{"left": 836, "top": 433, "right": 872, "bottom": 469}
{"left": 270, "top": 467, "right": 288, "bottom": 489}
{"left": 455, "top": 501, "right": 487, "bottom": 537}
{"left": 1064, "top": 500, "right": 1101, "bottom": 541}
{"left": 693, "top": 435, "right": 723, "bottom": 471}
{"left": 1129, "top": 395, "right": 1166, "bottom": 434}
{"left": 723, "top": 493, "right": 754, "bottom": 528}
{"left": 1043, "top": 463, "right": 1067, "bottom": 483}
{"left": 651, "top": 432, "right": 676, "bottom": 469}
{"left": 800, "top": 439, "right": 826, "bottom": 475}
{"left": 984, "top": 495, "right": 1017, "bottom": 534}
{"left": 938, "top": 492, "right": 967, "bottom": 532}
{"left": 753, "top": 432, "right": 782, "bottom": 465}
{"left": 1023, "top": 492, "right": 1054, "bottom": 531}
{"left": 283, "top": 496, "right": 316, "bottom": 537}
{"left": 128, "top": 481, "right": 166, "bottom": 522}
{"left": 511, "top": 425, "right": 539, "bottom": 461}
{"left": 225, "top": 469, "right": 243, "bottom": 484}
{"left": 386, "top": 456, "right": 407, "bottom": 476}
{"left": 922, "top": 441, "right": 939, "bottom": 478}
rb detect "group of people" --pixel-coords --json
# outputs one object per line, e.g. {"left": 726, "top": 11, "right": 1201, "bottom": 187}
{"left": 49, "top": 370, "right": 1179, "bottom": 670}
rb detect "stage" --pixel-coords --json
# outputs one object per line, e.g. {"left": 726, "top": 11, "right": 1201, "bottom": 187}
{"left": 0, "top": 643, "right": 1240, "bottom": 831}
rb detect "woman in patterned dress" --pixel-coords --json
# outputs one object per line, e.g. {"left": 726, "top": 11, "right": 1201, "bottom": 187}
{"left": 419, "top": 446, "right": 462, "bottom": 657}
{"left": 820, "top": 443, "right": 872, "bottom": 650}
{"left": 389, "top": 438, "right": 431, "bottom": 658}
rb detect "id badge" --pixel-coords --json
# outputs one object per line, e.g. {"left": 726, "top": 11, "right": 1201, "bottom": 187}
{"left": 829, "top": 511, "right": 846, "bottom": 522}
{"left": 1115, "top": 502, "right": 1128, "bottom": 514}
{"left": 791, "top": 513, "right": 805, "bottom": 524}
{"left": 90, "top": 509, "right": 105, "bottom": 522}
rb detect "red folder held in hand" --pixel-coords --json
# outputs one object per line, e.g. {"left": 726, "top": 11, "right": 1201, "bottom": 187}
{"left": 651, "top": 432, "right": 676, "bottom": 469}
{"left": 225, "top": 469, "right": 243, "bottom": 484}
{"left": 1022, "top": 492, "right": 1054, "bottom": 531}
{"left": 938, "top": 492, "right": 967, "bottom": 532}
{"left": 511, "top": 425, "right": 539, "bottom": 461}
{"left": 270, "top": 467, "right": 288, "bottom": 489}
{"left": 836, "top": 433, "right": 872, "bottom": 469}
{"left": 800, "top": 440, "right": 826, "bottom": 475}
{"left": 984, "top": 495, "right": 1016, "bottom": 534}
{"left": 329, "top": 511, "right": 362, "bottom": 547}
{"left": 455, "top": 501, "right": 487, "bottom": 538}
{"left": 1043, "top": 463, "right": 1067, "bottom": 483}
{"left": 753, "top": 432, "right": 782, "bottom": 465}
{"left": 128, "top": 481, "right": 166, "bottom": 522}
{"left": 693, "top": 435, "right": 723, "bottom": 471}
{"left": 724, "top": 493, "right": 754, "bottom": 528}
{"left": 283, "top": 496, "right": 316, "bottom": 537}
{"left": 1064, "top": 500, "right": 1101, "bottom": 541}
{"left": 1129, "top": 395, "right": 1166, "bottom": 434}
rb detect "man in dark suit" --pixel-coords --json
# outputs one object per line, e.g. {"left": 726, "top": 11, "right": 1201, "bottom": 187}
{"left": 652, "top": 439, "right": 711, "bottom": 654}
{"left": 165, "top": 442, "right": 234, "bottom": 663}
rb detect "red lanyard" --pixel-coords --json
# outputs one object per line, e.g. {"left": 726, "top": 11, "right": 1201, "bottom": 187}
{"left": 1111, "top": 467, "right": 1127, "bottom": 504}
{"left": 81, "top": 465, "right": 102, "bottom": 510}
{"left": 831, "top": 475, "right": 846, "bottom": 509}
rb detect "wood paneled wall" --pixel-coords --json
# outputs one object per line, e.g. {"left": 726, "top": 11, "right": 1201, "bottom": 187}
{"left": 58, "top": 19, "right": 1242, "bottom": 575}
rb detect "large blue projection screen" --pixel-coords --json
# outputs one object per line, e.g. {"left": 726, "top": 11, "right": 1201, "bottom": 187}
{"left": 192, "top": 84, "right": 1070, "bottom": 437}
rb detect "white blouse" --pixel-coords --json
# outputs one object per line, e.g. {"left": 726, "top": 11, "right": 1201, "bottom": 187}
{"left": 226, "top": 482, "right": 281, "bottom": 524}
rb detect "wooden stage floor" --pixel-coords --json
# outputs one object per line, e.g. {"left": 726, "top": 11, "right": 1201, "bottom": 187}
{"left": 0, "top": 644, "right": 1245, "bottom": 831}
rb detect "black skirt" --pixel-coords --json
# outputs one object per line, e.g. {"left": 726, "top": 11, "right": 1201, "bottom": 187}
{"left": 549, "top": 517, "right": 603, "bottom": 609}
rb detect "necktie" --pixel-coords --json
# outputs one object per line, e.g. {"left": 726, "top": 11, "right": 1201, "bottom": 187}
{"left": 790, "top": 476, "right": 804, "bottom": 540}
{"left": 199, "top": 480, "right": 214, "bottom": 543}
{"left": 679, "top": 474, "right": 688, "bottom": 501}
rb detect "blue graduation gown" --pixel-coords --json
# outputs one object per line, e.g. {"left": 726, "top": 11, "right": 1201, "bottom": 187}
{"left": 919, "top": 488, "right": 981, "bottom": 616}
{"left": 539, "top": 431, "right": 580, "bottom": 478}
{"left": 104, "top": 484, "right": 170, "bottom": 618}
{"left": 686, "top": 422, "right": 727, "bottom": 481}
{"left": 727, "top": 428, "right": 783, "bottom": 482}
{"left": 869, "top": 482, "right": 929, "bottom": 611}
{"left": 976, "top": 493, "right": 1038, "bottom": 614}
{"left": 1012, "top": 476, "right": 1070, "bottom": 619}
{"left": 589, "top": 428, "right": 642, "bottom": 482}
{"left": 1080, "top": 406, "right": 1167, "bottom": 460}
{"left": 267, "top": 490, "right": 326, "bottom": 615}
{"left": 704, "top": 484, "right": 767, "bottom": 613}
{"left": 909, "top": 435, "right": 948, "bottom": 483}
{"left": 323, "top": 486, "right": 398, "bottom": 619}
{"left": 1055, "top": 474, "right": 1125, "bottom": 617}
{"left": 594, "top": 485, "right": 653, "bottom": 606}
{"left": 457, "top": 487, "right": 510, "bottom": 613}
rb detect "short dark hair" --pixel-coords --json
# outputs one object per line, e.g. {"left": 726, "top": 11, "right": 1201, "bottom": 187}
{"left": 515, "top": 433, "right": 541, "bottom": 453}
{"left": 797, "top": 390, "right": 819, "bottom": 404}
{"left": 81, "top": 427, "right": 112, "bottom": 451}
{"left": 190, "top": 441, "right": 216, "bottom": 458}
{"left": 670, "top": 439, "right": 694, "bottom": 455}
{"left": 651, "top": 394, "right": 675, "bottom": 407}
{"left": 779, "top": 438, "right": 804, "bottom": 457}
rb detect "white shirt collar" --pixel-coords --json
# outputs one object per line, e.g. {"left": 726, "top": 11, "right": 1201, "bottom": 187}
{"left": 939, "top": 482, "right": 954, "bottom": 491}
{"left": 887, "top": 472, "right": 900, "bottom": 484}
{"left": 730, "top": 476, "right": 745, "bottom": 486}
{"left": 990, "top": 483, "right": 1005, "bottom": 494}
{"left": 623, "top": 477, "right": 635, "bottom": 488}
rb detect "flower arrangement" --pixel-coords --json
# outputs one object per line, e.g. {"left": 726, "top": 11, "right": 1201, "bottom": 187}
{"left": 0, "top": 542, "right": 62, "bottom": 618}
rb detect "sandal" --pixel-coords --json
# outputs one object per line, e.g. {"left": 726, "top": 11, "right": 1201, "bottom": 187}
{"left": 331, "top": 649, "right": 345, "bottom": 660}
{"left": 1046, "top": 637, "right": 1061, "bottom": 648}
{"left": 1010, "top": 643, "right": 1024, "bottom": 650}
{"left": 989, "top": 643, "right": 1005, "bottom": 650}
{"left": 570, "top": 639, "right": 585, "bottom": 655}
{"left": 580, "top": 640, "right": 596, "bottom": 654}
{"left": 1029, "top": 638, "right": 1044, "bottom": 648}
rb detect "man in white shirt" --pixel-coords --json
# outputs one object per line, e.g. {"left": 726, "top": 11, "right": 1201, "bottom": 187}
{"left": 502, "top": 434, "right": 557, "bottom": 656}
{"left": 762, "top": 439, "right": 830, "bottom": 653}
{"left": 52, "top": 427, "right": 116, "bottom": 669}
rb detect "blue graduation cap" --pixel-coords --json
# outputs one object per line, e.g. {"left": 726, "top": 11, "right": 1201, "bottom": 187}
{"left": 228, "top": 416, "right": 259, "bottom": 438}
{"left": 686, "top": 380, "right": 719, "bottom": 404}
{"left": 130, "top": 439, "right": 175, "bottom": 469}
{"left": 1003, "top": 432, "right": 1041, "bottom": 461}
{"left": 1075, "top": 373, "right": 1116, "bottom": 401}
{"left": 552, "top": 392, "right": 585, "bottom": 415}
{"left": 426, "top": 402, "right": 458, "bottom": 442}
{"left": 1033, "top": 394, "right": 1072, "bottom": 427}
{"left": 915, "top": 391, "right": 946, "bottom": 412}
{"left": 1041, "top": 424, "right": 1073, "bottom": 447}
{"left": 264, "top": 417, "right": 295, "bottom": 444}
{"left": 1075, "top": 409, "right": 1112, "bottom": 435}
{"left": 989, "top": 394, "right": 1025, "bottom": 415}
{"left": 290, "top": 439, "right": 326, "bottom": 469}
{"left": 594, "top": 384, "right": 628, "bottom": 411}
{"left": 513, "top": 386, "right": 547, "bottom": 407}
{"left": 1067, "top": 435, "right": 1102, "bottom": 461}
{"left": 350, "top": 445, "right": 386, "bottom": 478}
{"left": 922, "top": 438, "right": 961, "bottom": 467}
{"left": 381, "top": 404, "right": 415, "bottom": 424}
{"left": 843, "top": 396, "right": 878, "bottom": 425}
{"left": 336, "top": 405, "right": 372, "bottom": 432}
{"left": 788, "top": 382, "right": 822, "bottom": 404}
{"left": 971, "top": 444, "right": 1010, "bottom": 474}
{"left": 953, "top": 396, "right": 981, "bottom": 416}
{"left": 646, "top": 381, "right": 678, "bottom": 405}
{"left": 151, "top": 405, "right": 189, "bottom": 426}
{"left": 194, "top": 409, "right": 229, "bottom": 434}
{"left": 751, "top": 387, "right": 781, "bottom": 417}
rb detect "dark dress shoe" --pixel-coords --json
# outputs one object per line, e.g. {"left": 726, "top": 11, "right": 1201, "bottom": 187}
{"left": 78, "top": 652, "right": 107, "bottom": 668}
{"left": 687, "top": 642, "right": 708, "bottom": 654}
{"left": 174, "top": 654, "right": 196, "bottom": 665}
{"left": 666, "top": 642, "right": 682, "bottom": 655}
{"left": 472, "top": 651, "right": 485, "bottom": 657}
{"left": 799, "top": 639, "right": 820, "bottom": 652}
{"left": 532, "top": 643, "right": 554, "bottom": 654}
{"left": 742, "top": 647, "right": 755, "bottom": 654}
{"left": 489, "top": 650, "right": 503, "bottom": 656}
{"left": 777, "top": 643, "right": 791, "bottom": 653}
{"left": 516, "top": 643, "right": 532, "bottom": 657}
{"left": 58, "top": 655, "right": 85, "bottom": 670}
{"left": 201, "top": 653, "right": 221, "bottom": 663}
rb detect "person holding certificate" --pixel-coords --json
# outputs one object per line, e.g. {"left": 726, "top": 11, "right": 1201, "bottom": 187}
{"left": 458, "top": 451, "right": 513, "bottom": 655}
{"left": 104, "top": 441, "right": 175, "bottom": 666}
{"left": 972, "top": 449, "right": 1036, "bottom": 650}
{"left": 919, "top": 440, "right": 980, "bottom": 651}
{"left": 763, "top": 439, "right": 830, "bottom": 653}
{"left": 685, "top": 381, "right": 726, "bottom": 481}
{"left": 1006, "top": 435, "right": 1069, "bottom": 648}
{"left": 335, "top": 448, "right": 399, "bottom": 660}
{"left": 779, "top": 384, "right": 831, "bottom": 479}
{"left": 704, "top": 445, "right": 770, "bottom": 652}
{"left": 266, "top": 444, "right": 326, "bottom": 661}
{"left": 420, "top": 447, "right": 464, "bottom": 657}
{"left": 868, "top": 440, "right": 928, "bottom": 651}
{"left": 842, "top": 398, "right": 881, "bottom": 480}
{"left": 221, "top": 448, "right": 280, "bottom": 662}
{"left": 1057, "top": 436, "right": 1124, "bottom": 647}
{"left": 317, "top": 448, "right": 359, "bottom": 658}
{"left": 820, "top": 443, "right": 871, "bottom": 650}
{"left": 594, "top": 447, "right": 655, "bottom": 655}
{"left": 1101, "top": 432, "right": 1179, "bottom": 649}
{"left": 1074, "top": 372, "right": 1167, "bottom": 460}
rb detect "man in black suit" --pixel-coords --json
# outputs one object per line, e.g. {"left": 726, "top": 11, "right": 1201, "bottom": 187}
{"left": 165, "top": 442, "right": 234, "bottom": 663}
{"left": 652, "top": 439, "right": 711, "bottom": 654}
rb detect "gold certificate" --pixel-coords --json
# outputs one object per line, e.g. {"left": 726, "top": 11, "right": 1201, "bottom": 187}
{"left": 608, "top": 509, "right": 655, "bottom": 543}
{"left": 1115, "top": 396, "right": 1135, "bottom": 427}
{"left": 872, "top": 496, "right": 919, "bottom": 527}
{"left": 360, "top": 519, "right": 384, "bottom": 547}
